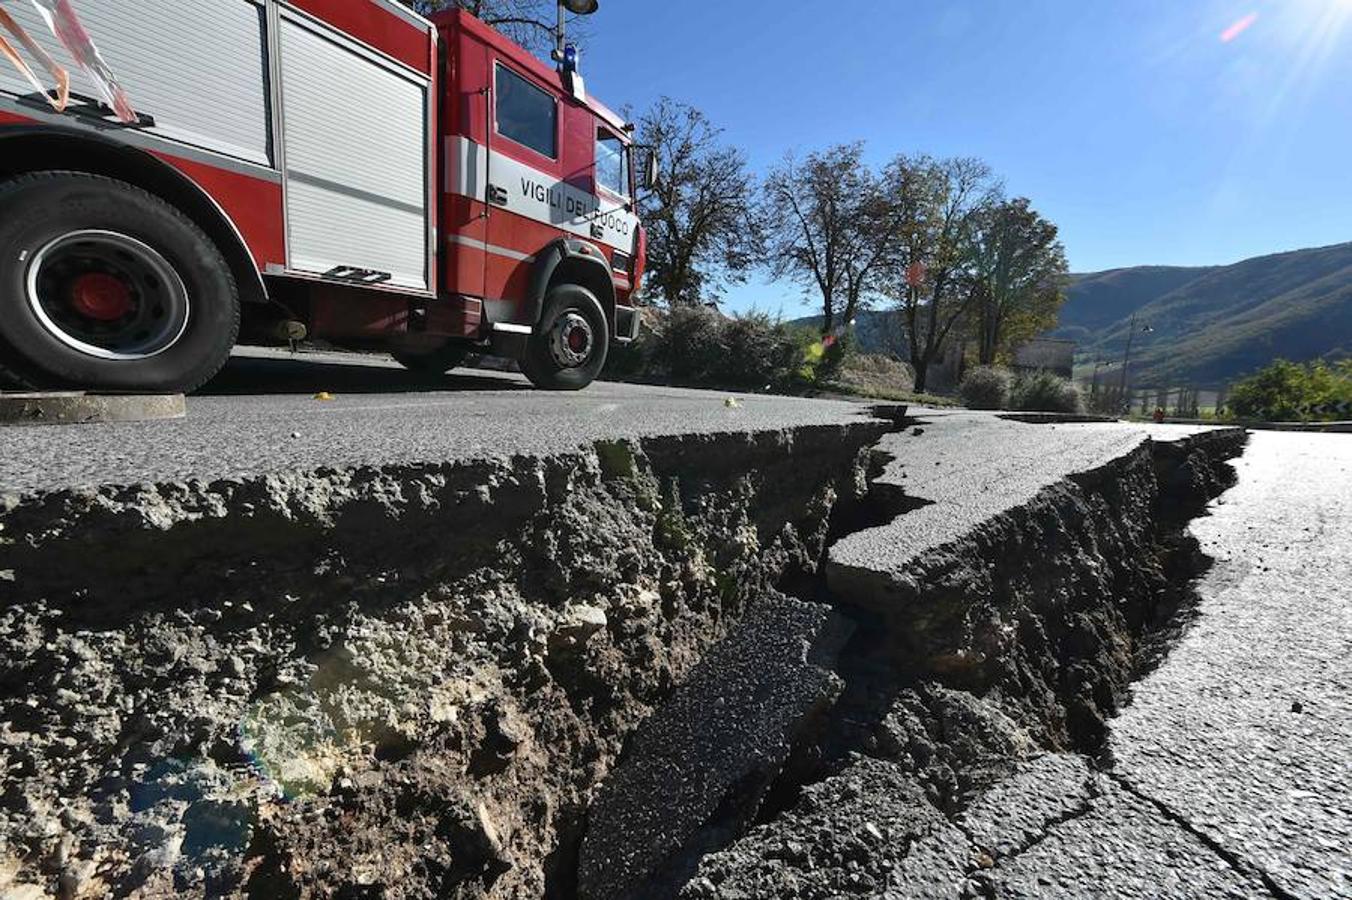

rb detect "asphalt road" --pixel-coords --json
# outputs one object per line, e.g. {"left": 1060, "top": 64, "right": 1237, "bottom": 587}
{"left": 1103, "top": 431, "right": 1352, "bottom": 897}
{"left": 0, "top": 349, "right": 877, "bottom": 497}
{"left": 830, "top": 412, "right": 1221, "bottom": 583}
{"left": 4, "top": 350, "right": 1347, "bottom": 897}
{"left": 985, "top": 430, "right": 1352, "bottom": 898}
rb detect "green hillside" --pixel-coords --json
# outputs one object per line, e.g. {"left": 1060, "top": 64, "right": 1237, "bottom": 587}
{"left": 1050, "top": 265, "right": 1217, "bottom": 343}
{"left": 786, "top": 242, "right": 1352, "bottom": 388}
{"left": 1067, "top": 242, "right": 1352, "bottom": 387}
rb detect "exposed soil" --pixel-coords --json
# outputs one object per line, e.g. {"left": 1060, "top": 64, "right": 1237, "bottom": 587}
{"left": 0, "top": 422, "right": 889, "bottom": 898}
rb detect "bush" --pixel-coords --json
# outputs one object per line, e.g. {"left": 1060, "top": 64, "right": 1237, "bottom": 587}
{"left": 719, "top": 312, "right": 804, "bottom": 388}
{"left": 620, "top": 305, "right": 810, "bottom": 389}
{"left": 648, "top": 305, "right": 727, "bottom": 381}
{"left": 1227, "top": 358, "right": 1352, "bottom": 421}
{"left": 959, "top": 366, "right": 1012, "bottom": 410}
{"left": 1010, "top": 370, "right": 1083, "bottom": 413}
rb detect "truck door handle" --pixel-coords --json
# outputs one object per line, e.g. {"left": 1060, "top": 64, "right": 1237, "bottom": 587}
{"left": 488, "top": 184, "right": 508, "bottom": 206}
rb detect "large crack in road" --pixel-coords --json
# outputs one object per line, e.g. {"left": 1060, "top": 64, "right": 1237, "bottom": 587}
{"left": 3, "top": 407, "right": 1313, "bottom": 900}
{"left": 581, "top": 416, "right": 1250, "bottom": 900}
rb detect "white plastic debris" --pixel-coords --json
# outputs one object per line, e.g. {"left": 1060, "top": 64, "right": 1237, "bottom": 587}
{"left": 28, "top": 0, "right": 137, "bottom": 123}
{"left": 0, "top": 4, "right": 68, "bottom": 112}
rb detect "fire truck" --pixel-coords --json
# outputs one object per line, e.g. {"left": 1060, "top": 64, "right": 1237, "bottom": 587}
{"left": 0, "top": 0, "right": 649, "bottom": 391}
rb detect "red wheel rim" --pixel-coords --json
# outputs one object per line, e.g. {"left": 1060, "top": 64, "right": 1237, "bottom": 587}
{"left": 567, "top": 327, "right": 588, "bottom": 353}
{"left": 69, "top": 272, "right": 134, "bottom": 321}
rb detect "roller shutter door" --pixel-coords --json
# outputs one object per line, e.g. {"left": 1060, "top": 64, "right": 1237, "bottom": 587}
{"left": 278, "top": 13, "right": 429, "bottom": 291}
{"left": 0, "top": 0, "right": 271, "bottom": 165}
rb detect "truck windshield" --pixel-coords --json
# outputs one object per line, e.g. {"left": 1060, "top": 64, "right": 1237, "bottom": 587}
{"left": 595, "top": 130, "right": 629, "bottom": 197}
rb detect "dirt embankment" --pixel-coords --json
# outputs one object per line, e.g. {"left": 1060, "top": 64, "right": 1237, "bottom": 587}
{"left": 0, "top": 419, "right": 1245, "bottom": 900}
{"left": 0, "top": 421, "right": 890, "bottom": 898}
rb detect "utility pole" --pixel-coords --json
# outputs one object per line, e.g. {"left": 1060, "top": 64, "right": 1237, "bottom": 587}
{"left": 554, "top": 0, "right": 567, "bottom": 61}
{"left": 1118, "top": 312, "right": 1153, "bottom": 413}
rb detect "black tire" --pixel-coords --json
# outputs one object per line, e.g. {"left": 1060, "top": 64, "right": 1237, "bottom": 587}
{"left": 390, "top": 342, "right": 471, "bottom": 374}
{"left": 519, "top": 284, "right": 609, "bottom": 391}
{"left": 0, "top": 171, "right": 239, "bottom": 393}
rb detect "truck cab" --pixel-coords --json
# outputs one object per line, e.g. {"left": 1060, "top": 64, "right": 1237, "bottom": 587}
{"left": 426, "top": 9, "right": 647, "bottom": 388}
{"left": 0, "top": 1, "right": 646, "bottom": 393}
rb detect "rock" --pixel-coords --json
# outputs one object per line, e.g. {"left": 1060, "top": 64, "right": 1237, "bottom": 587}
{"left": 182, "top": 798, "right": 253, "bottom": 857}
{"left": 678, "top": 757, "right": 972, "bottom": 900}
{"left": 556, "top": 605, "right": 608, "bottom": 644}
{"left": 3, "top": 885, "right": 47, "bottom": 900}
{"left": 580, "top": 595, "right": 853, "bottom": 900}
{"left": 134, "top": 833, "right": 183, "bottom": 877}
{"left": 57, "top": 860, "right": 97, "bottom": 900}
{"left": 476, "top": 802, "right": 502, "bottom": 855}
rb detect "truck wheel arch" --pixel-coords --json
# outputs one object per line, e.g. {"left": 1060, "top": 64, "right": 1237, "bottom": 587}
{"left": 0, "top": 126, "right": 267, "bottom": 307}
{"left": 529, "top": 238, "right": 616, "bottom": 334}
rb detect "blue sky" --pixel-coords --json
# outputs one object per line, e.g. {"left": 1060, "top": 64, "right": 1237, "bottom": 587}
{"left": 576, "top": 0, "right": 1352, "bottom": 316}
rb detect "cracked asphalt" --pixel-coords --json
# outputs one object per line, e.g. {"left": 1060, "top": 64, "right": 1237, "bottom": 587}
{"left": 0, "top": 349, "right": 874, "bottom": 497}
{"left": 975, "top": 430, "right": 1352, "bottom": 898}
{"left": 829, "top": 411, "right": 1223, "bottom": 584}
{"left": 3, "top": 351, "right": 1348, "bottom": 899}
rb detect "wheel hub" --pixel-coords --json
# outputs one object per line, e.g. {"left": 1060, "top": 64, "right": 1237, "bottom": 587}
{"left": 550, "top": 312, "right": 594, "bottom": 368}
{"left": 69, "top": 272, "right": 134, "bottom": 321}
{"left": 25, "top": 230, "right": 190, "bottom": 360}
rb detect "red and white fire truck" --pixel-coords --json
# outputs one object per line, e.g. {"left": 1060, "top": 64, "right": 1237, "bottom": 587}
{"left": 0, "top": 0, "right": 649, "bottom": 391}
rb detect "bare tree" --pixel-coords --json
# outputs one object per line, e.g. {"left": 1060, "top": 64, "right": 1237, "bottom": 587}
{"left": 763, "top": 143, "right": 902, "bottom": 339}
{"left": 885, "top": 155, "right": 1001, "bottom": 392}
{"left": 969, "top": 197, "right": 1069, "bottom": 365}
{"left": 403, "top": 1, "right": 586, "bottom": 54}
{"left": 636, "top": 98, "right": 760, "bottom": 307}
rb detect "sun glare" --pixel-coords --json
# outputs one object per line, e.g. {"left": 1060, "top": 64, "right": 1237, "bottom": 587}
{"left": 1217, "top": 0, "right": 1352, "bottom": 125}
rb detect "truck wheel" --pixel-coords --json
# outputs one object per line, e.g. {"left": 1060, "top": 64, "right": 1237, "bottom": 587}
{"left": 0, "top": 172, "right": 239, "bottom": 393}
{"left": 520, "top": 284, "right": 609, "bottom": 391}
{"left": 390, "top": 342, "right": 471, "bottom": 374}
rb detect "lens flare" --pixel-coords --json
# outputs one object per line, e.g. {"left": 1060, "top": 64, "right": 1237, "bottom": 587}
{"left": 1220, "top": 11, "right": 1259, "bottom": 42}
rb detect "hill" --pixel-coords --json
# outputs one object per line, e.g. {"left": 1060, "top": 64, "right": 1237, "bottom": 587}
{"left": 1065, "top": 242, "right": 1352, "bottom": 387}
{"left": 788, "top": 242, "right": 1352, "bottom": 389}
{"left": 788, "top": 310, "right": 907, "bottom": 357}
{"left": 1050, "top": 265, "right": 1218, "bottom": 343}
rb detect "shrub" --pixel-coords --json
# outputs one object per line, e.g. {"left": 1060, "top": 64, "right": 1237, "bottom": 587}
{"left": 718, "top": 312, "right": 804, "bottom": 388}
{"left": 647, "top": 305, "right": 726, "bottom": 381}
{"left": 959, "top": 366, "right": 1012, "bottom": 410}
{"left": 1010, "top": 370, "right": 1083, "bottom": 413}
{"left": 619, "top": 305, "right": 810, "bottom": 389}
{"left": 1227, "top": 358, "right": 1352, "bottom": 421}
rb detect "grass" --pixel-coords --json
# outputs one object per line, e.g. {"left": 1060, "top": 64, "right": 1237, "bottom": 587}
{"left": 823, "top": 381, "right": 961, "bottom": 407}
